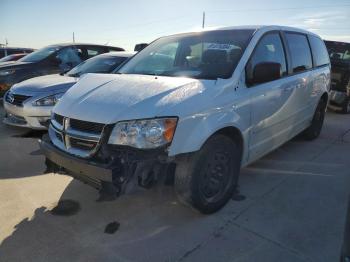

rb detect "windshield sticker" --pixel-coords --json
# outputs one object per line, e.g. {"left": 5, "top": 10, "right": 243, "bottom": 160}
{"left": 207, "top": 43, "right": 234, "bottom": 50}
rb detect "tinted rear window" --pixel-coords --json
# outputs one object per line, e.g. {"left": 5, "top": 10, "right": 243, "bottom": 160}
{"left": 7, "top": 50, "right": 19, "bottom": 55}
{"left": 85, "top": 46, "right": 106, "bottom": 58}
{"left": 325, "top": 41, "right": 350, "bottom": 62}
{"left": 19, "top": 46, "right": 60, "bottom": 62}
{"left": 285, "top": 33, "right": 313, "bottom": 73}
{"left": 309, "top": 36, "right": 330, "bottom": 67}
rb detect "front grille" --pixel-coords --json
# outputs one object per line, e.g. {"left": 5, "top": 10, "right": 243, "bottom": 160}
{"left": 70, "top": 137, "right": 98, "bottom": 151}
{"left": 55, "top": 132, "right": 63, "bottom": 142}
{"left": 5, "top": 113, "right": 27, "bottom": 125}
{"left": 53, "top": 114, "right": 64, "bottom": 125}
{"left": 49, "top": 115, "right": 105, "bottom": 158}
{"left": 70, "top": 118, "right": 105, "bottom": 134}
{"left": 5, "top": 93, "right": 32, "bottom": 106}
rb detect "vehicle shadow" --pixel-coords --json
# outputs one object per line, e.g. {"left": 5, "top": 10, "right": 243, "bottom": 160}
{"left": 0, "top": 132, "right": 47, "bottom": 179}
{"left": 0, "top": 178, "right": 215, "bottom": 261}
{"left": 0, "top": 105, "right": 48, "bottom": 179}
{"left": 11, "top": 129, "right": 46, "bottom": 139}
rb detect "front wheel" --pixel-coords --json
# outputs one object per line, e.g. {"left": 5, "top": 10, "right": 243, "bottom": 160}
{"left": 303, "top": 99, "right": 326, "bottom": 140}
{"left": 174, "top": 134, "right": 241, "bottom": 214}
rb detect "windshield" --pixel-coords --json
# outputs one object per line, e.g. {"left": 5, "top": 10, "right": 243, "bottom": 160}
{"left": 67, "top": 55, "right": 128, "bottom": 77}
{"left": 18, "top": 46, "right": 60, "bottom": 63}
{"left": 119, "top": 29, "right": 254, "bottom": 80}
{"left": 325, "top": 41, "right": 350, "bottom": 62}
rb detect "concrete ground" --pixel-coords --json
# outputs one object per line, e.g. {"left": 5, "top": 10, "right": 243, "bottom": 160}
{"left": 0, "top": 105, "right": 349, "bottom": 262}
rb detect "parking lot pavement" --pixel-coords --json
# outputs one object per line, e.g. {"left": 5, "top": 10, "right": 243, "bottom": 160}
{"left": 0, "top": 106, "right": 349, "bottom": 262}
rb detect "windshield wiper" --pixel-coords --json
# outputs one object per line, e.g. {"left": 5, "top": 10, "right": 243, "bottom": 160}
{"left": 67, "top": 73, "right": 80, "bottom": 77}
{"left": 142, "top": 73, "right": 158, "bottom": 76}
{"left": 129, "top": 71, "right": 159, "bottom": 77}
{"left": 190, "top": 75, "right": 218, "bottom": 80}
{"left": 204, "top": 76, "right": 218, "bottom": 80}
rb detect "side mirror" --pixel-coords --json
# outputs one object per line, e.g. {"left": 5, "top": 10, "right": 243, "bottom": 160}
{"left": 134, "top": 43, "right": 148, "bottom": 52}
{"left": 248, "top": 62, "right": 282, "bottom": 86}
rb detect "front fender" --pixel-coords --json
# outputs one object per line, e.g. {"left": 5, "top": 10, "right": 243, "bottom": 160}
{"left": 168, "top": 102, "right": 251, "bottom": 162}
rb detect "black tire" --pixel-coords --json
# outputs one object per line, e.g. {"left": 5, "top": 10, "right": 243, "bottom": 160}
{"left": 341, "top": 97, "right": 350, "bottom": 114}
{"left": 303, "top": 99, "right": 326, "bottom": 140}
{"left": 174, "top": 134, "right": 241, "bottom": 214}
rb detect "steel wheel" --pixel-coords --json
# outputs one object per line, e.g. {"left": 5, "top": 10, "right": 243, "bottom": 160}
{"left": 199, "top": 151, "right": 232, "bottom": 203}
{"left": 174, "top": 134, "right": 241, "bottom": 214}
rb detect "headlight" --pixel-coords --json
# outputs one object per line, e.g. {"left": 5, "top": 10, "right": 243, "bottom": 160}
{"left": 33, "top": 93, "right": 64, "bottom": 106}
{"left": 108, "top": 117, "right": 178, "bottom": 149}
{"left": 0, "top": 69, "right": 16, "bottom": 76}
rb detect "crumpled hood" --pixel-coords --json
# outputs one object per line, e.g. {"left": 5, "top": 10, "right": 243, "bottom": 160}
{"left": 11, "top": 74, "right": 77, "bottom": 94}
{"left": 54, "top": 73, "right": 217, "bottom": 124}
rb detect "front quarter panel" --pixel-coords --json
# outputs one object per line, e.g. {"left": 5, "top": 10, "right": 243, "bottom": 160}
{"left": 168, "top": 82, "right": 251, "bottom": 165}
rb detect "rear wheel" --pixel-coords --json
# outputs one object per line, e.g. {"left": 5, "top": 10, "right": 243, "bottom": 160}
{"left": 303, "top": 99, "right": 326, "bottom": 140}
{"left": 174, "top": 134, "right": 241, "bottom": 214}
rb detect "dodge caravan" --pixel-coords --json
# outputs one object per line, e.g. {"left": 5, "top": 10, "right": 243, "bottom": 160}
{"left": 40, "top": 26, "right": 330, "bottom": 214}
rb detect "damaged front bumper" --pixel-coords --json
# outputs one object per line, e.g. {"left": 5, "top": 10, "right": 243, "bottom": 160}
{"left": 39, "top": 137, "right": 113, "bottom": 188}
{"left": 39, "top": 135, "right": 174, "bottom": 196}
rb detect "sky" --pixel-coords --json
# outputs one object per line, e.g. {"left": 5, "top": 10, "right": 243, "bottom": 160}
{"left": 1, "top": 0, "right": 349, "bottom": 51}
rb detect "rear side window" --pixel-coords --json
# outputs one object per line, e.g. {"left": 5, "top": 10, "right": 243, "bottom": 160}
{"left": 309, "top": 36, "right": 330, "bottom": 67}
{"left": 56, "top": 47, "right": 82, "bottom": 67}
{"left": 108, "top": 47, "right": 124, "bottom": 52}
{"left": 285, "top": 33, "right": 312, "bottom": 73}
{"left": 7, "top": 49, "right": 20, "bottom": 55}
{"left": 86, "top": 46, "right": 106, "bottom": 58}
{"left": 246, "top": 32, "right": 287, "bottom": 82}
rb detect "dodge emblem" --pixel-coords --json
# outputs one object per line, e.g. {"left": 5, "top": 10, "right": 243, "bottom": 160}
{"left": 8, "top": 93, "right": 14, "bottom": 103}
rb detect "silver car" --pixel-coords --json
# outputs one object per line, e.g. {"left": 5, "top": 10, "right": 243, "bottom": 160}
{"left": 3, "top": 51, "right": 134, "bottom": 129}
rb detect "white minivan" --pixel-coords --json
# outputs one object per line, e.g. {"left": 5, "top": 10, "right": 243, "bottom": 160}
{"left": 40, "top": 26, "right": 330, "bottom": 214}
